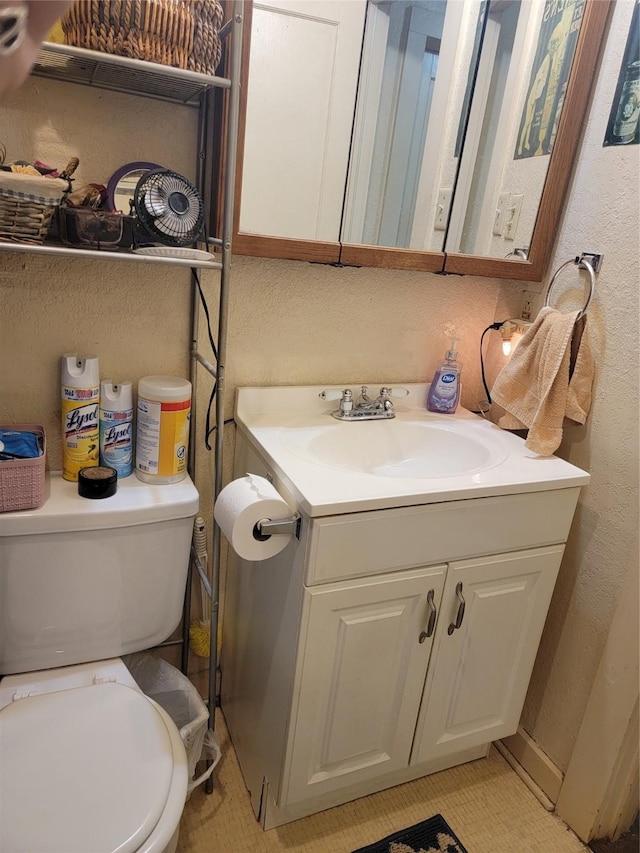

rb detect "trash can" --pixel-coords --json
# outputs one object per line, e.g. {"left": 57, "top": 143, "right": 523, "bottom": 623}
{"left": 123, "top": 651, "right": 221, "bottom": 796}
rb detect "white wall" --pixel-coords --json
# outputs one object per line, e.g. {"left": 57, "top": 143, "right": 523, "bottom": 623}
{"left": 0, "top": 0, "right": 637, "bottom": 800}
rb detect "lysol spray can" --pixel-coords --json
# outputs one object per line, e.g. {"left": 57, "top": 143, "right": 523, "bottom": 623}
{"left": 136, "top": 376, "right": 191, "bottom": 484}
{"left": 99, "top": 380, "right": 133, "bottom": 477}
{"left": 60, "top": 354, "right": 100, "bottom": 481}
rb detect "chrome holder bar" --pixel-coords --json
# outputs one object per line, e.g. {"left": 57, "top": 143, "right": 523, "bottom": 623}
{"left": 577, "top": 252, "right": 603, "bottom": 272}
{"left": 254, "top": 514, "right": 302, "bottom": 540}
{"left": 544, "top": 252, "right": 602, "bottom": 319}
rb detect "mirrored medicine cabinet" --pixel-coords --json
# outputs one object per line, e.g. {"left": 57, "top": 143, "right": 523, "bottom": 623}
{"left": 227, "top": 0, "right": 612, "bottom": 281}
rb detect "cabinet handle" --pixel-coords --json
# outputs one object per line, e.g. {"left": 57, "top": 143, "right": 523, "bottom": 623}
{"left": 447, "top": 582, "right": 466, "bottom": 635}
{"left": 419, "top": 589, "right": 437, "bottom": 643}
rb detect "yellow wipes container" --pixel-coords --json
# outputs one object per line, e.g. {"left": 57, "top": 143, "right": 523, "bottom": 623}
{"left": 61, "top": 354, "right": 100, "bottom": 482}
{"left": 136, "top": 376, "right": 191, "bottom": 484}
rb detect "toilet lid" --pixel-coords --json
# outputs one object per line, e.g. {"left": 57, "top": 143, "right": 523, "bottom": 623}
{"left": 0, "top": 682, "right": 176, "bottom": 853}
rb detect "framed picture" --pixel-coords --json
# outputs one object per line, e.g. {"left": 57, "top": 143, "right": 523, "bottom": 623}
{"left": 515, "top": 0, "right": 585, "bottom": 160}
{"left": 604, "top": 1, "right": 640, "bottom": 146}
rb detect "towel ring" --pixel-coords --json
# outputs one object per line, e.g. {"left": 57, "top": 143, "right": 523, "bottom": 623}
{"left": 544, "top": 257, "right": 596, "bottom": 320}
{"left": 505, "top": 247, "right": 529, "bottom": 260}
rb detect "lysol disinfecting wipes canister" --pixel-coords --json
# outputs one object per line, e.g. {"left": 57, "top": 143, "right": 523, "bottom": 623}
{"left": 135, "top": 375, "right": 191, "bottom": 484}
{"left": 99, "top": 380, "right": 133, "bottom": 477}
{"left": 61, "top": 354, "right": 100, "bottom": 482}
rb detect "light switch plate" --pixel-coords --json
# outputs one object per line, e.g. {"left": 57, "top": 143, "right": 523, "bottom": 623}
{"left": 505, "top": 193, "right": 524, "bottom": 240}
{"left": 493, "top": 192, "right": 511, "bottom": 236}
{"left": 434, "top": 188, "right": 452, "bottom": 231}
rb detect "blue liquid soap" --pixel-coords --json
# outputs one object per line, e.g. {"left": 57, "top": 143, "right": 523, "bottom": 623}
{"left": 427, "top": 338, "right": 462, "bottom": 414}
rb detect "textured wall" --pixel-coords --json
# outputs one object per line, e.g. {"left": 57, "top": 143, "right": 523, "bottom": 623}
{"left": 518, "top": 0, "right": 640, "bottom": 771}
{"left": 0, "top": 2, "right": 637, "bottom": 783}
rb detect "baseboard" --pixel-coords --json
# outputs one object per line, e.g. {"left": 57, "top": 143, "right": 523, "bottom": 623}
{"left": 499, "top": 727, "right": 564, "bottom": 805}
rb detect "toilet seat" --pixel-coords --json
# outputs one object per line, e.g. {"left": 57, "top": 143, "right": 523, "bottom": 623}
{"left": 0, "top": 677, "right": 186, "bottom": 853}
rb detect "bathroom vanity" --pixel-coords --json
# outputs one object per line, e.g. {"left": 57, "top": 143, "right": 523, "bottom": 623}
{"left": 220, "top": 385, "right": 589, "bottom": 829}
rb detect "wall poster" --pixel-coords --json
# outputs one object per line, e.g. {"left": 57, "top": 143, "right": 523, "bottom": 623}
{"left": 604, "top": 1, "right": 640, "bottom": 146}
{"left": 515, "top": 0, "right": 585, "bottom": 160}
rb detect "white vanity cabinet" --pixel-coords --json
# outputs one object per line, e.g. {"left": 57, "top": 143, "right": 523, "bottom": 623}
{"left": 221, "top": 428, "right": 578, "bottom": 830}
{"left": 282, "top": 564, "right": 447, "bottom": 805}
{"left": 410, "top": 546, "right": 564, "bottom": 766}
{"left": 282, "top": 545, "right": 564, "bottom": 809}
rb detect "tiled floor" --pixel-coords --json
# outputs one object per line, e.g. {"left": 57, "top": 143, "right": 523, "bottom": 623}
{"left": 179, "top": 709, "right": 589, "bottom": 853}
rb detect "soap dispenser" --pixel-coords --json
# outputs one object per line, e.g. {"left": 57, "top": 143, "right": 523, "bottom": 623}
{"left": 427, "top": 338, "right": 462, "bottom": 414}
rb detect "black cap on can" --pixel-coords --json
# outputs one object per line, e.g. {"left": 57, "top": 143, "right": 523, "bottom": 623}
{"left": 78, "top": 466, "right": 118, "bottom": 499}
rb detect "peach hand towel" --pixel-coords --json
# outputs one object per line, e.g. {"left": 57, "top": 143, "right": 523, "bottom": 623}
{"left": 491, "top": 307, "right": 594, "bottom": 456}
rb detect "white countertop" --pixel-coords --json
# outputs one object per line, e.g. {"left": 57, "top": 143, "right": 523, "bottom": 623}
{"left": 234, "top": 385, "right": 590, "bottom": 517}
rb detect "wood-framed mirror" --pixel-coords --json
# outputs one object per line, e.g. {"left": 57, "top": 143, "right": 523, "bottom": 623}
{"left": 230, "top": 0, "right": 613, "bottom": 281}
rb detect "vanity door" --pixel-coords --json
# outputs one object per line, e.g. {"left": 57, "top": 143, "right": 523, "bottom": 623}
{"left": 280, "top": 565, "right": 446, "bottom": 806}
{"left": 411, "top": 545, "right": 564, "bottom": 766}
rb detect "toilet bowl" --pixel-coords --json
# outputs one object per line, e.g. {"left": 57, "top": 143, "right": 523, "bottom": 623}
{"left": 0, "top": 472, "right": 200, "bottom": 853}
{"left": 0, "top": 659, "right": 188, "bottom": 853}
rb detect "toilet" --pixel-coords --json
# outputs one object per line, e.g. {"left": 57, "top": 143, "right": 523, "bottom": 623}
{"left": 0, "top": 471, "right": 200, "bottom": 853}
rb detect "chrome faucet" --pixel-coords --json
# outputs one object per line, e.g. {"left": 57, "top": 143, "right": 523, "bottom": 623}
{"left": 319, "top": 386, "right": 409, "bottom": 420}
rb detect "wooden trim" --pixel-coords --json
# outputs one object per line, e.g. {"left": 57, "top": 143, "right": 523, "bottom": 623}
{"left": 340, "top": 243, "right": 444, "bottom": 272}
{"left": 443, "top": 253, "right": 541, "bottom": 281}
{"left": 234, "top": 233, "right": 341, "bottom": 264}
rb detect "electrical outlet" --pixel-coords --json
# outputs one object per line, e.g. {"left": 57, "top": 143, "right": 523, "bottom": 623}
{"left": 520, "top": 290, "right": 542, "bottom": 322}
{"left": 434, "top": 188, "right": 452, "bottom": 231}
{"left": 493, "top": 192, "right": 511, "bottom": 236}
{"left": 504, "top": 193, "right": 524, "bottom": 240}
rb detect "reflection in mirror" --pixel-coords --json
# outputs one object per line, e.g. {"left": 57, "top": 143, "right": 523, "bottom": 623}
{"left": 106, "top": 162, "right": 163, "bottom": 213}
{"left": 342, "top": 0, "right": 587, "bottom": 258}
{"left": 341, "top": 0, "right": 452, "bottom": 249}
{"left": 238, "top": 0, "right": 366, "bottom": 243}
{"left": 234, "top": 0, "right": 607, "bottom": 275}
{"left": 113, "top": 171, "right": 146, "bottom": 214}
{"left": 444, "top": 0, "right": 586, "bottom": 257}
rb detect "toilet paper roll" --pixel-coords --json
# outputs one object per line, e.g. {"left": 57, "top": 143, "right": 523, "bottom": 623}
{"left": 214, "top": 474, "right": 294, "bottom": 561}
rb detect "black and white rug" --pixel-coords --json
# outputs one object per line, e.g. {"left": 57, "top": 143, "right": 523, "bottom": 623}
{"left": 352, "top": 813, "right": 469, "bottom": 853}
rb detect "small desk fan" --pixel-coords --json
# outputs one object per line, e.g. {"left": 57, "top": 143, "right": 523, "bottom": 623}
{"left": 133, "top": 169, "right": 205, "bottom": 248}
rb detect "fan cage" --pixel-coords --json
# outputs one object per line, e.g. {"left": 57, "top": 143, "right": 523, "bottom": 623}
{"left": 134, "top": 169, "right": 205, "bottom": 247}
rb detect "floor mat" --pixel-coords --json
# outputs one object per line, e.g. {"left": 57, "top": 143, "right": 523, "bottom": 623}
{"left": 352, "top": 813, "right": 469, "bottom": 853}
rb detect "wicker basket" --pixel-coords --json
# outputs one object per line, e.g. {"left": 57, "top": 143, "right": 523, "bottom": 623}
{"left": 0, "top": 425, "right": 46, "bottom": 513}
{"left": 62, "top": 0, "right": 225, "bottom": 75}
{"left": 0, "top": 171, "right": 72, "bottom": 244}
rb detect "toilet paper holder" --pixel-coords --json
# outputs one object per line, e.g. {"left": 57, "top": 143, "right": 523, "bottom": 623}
{"left": 253, "top": 513, "right": 301, "bottom": 541}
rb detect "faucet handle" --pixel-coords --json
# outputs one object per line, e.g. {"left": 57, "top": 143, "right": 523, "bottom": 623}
{"left": 319, "top": 388, "right": 350, "bottom": 401}
{"left": 320, "top": 388, "right": 354, "bottom": 415}
{"left": 379, "top": 386, "right": 410, "bottom": 399}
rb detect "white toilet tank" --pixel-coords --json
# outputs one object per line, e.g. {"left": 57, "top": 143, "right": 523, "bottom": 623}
{"left": 0, "top": 472, "right": 199, "bottom": 675}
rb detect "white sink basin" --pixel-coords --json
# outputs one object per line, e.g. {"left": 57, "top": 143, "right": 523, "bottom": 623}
{"left": 281, "top": 420, "right": 507, "bottom": 478}
{"left": 234, "top": 384, "right": 591, "bottom": 516}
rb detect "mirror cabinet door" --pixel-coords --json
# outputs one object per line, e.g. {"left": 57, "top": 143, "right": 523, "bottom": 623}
{"left": 233, "top": 0, "right": 612, "bottom": 280}
{"left": 233, "top": 0, "right": 365, "bottom": 263}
